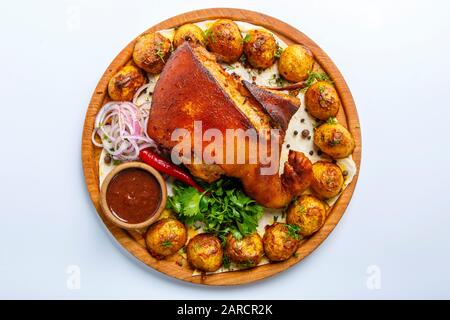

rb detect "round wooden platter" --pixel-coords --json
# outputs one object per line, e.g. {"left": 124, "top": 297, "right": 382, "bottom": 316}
{"left": 82, "top": 8, "right": 361, "bottom": 286}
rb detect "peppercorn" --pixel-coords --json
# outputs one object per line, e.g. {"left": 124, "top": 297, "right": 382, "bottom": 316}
{"left": 104, "top": 154, "right": 111, "bottom": 164}
{"left": 302, "top": 129, "right": 309, "bottom": 138}
{"left": 343, "top": 170, "right": 348, "bottom": 177}
{"left": 293, "top": 130, "right": 298, "bottom": 136}
{"left": 309, "top": 151, "right": 314, "bottom": 156}
{"left": 286, "top": 144, "right": 290, "bottom": 148}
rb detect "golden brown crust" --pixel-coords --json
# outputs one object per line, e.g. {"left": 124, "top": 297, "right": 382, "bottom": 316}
{"left": 148, "top": 43, "right": 254, "bottom": 150}
{"left": 225, "top": 233, "right": 264, "bottom": 266}
{"left": 313, "top": 122, "right": 355, "bottom": 159}
{"left": 311, "top": 161, "right": 344, "bottom": 199}
{"left": 263, "top": 223, "right": 299, "bottom": 262}
{"left": 108, "top": 65, "right": 146, "bottom": 101}
{"left": 145, "top": 218, "right": 187, "bottom": 259}
{"left": 243, "top": 80, "right": 299, "bottom": 131}
{"left": 243, "top": 29, "right": 277, "bottom": 69}
{"left": 206, "top": 19, "right": 243, "bottom": 63}
{"left": 305, "top": 81, "right": 341, "bottom": 120}
{"left": 186, "top": 233, "right": 223, "bottom": 272}
{"left": 286, "top": 195, "right": 327, "bottom": 237}
{"left": 148, "top": 43, "right": 313, "bottom": 209}
{"left": 133, "top": 32, "right": 172, "bottom": 74}
{"left": 173, "top": 24, "right": 206, "bottom": 48}
{"left": 278, "top": 44, "right": 314, "bottom": 82}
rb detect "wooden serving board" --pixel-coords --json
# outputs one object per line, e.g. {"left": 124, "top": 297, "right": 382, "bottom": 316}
{"left": 81, "top": 8, "right": 361, "bottom": 286}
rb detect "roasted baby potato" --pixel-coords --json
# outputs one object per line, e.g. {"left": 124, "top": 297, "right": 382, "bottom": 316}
{"left": 243, "top": 29, "right": 277, "bottom": 69}
{"left": 206, "top": 19, "right": 243, "bottom": 63}
{"left": 278, "top": 44, "right": 314, "bottom": 82}
{"left": 314, "top": 122, "right": 355, "bottom": 159}
{"left": 108, "top": 65, "right": 146, "bottom": 101}
{"left": 145, "top": 218, "right": 187, "bottom": 259}
{"left": 225, "top": 233, "right": 264, "bottom": 267}
{"left": 186, "top": 233, "right": 223, "bottom": 272}
{"left": 286, "top": 195, "right": 328, "bottom": 237}
{"left": 173, "top": 23, "right": 206, "bottom": 48}
{"left": 311, "top": 161, "right": 344, "bottom": 199}
{"left": 305, "top": 81, "right": 341, "bottom": 120}
{"left": 133, "top": 32, "right": 172, "bottom": 74}
{"left": 263, "top": 223, "right": 299, "bottom": 262}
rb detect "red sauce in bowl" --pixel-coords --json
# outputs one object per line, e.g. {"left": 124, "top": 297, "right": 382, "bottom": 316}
{"left": 106, "top": 168, "right": 162, "bottom": 224}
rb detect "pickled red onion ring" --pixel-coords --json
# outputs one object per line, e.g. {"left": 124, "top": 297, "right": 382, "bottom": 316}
{"left": 91, "top": 101, "right": 156, "bottom": 161}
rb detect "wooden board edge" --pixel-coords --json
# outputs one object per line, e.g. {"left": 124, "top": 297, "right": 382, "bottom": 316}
{"left": 81, "top": 8, "right": 361, "bottom": 286}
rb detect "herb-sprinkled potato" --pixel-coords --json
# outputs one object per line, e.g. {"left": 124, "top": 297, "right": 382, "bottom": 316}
{"left": 243, "top": 29, "right": 277, "bottom": 69}
{"left": 225, "top": 233, "right": 264, "bottom": 267}
{"left": 205, "top": 19, "right": 243, "bottom": 64}
{"left": 305, "top": 81, "right": 341, "bottom": 120}
{"left": 263, "top": 223, "right": 300, "bottom": 262}
{"left": 278, "top": 44, "right": 314, "bottom": 82}
{"left": 108, "top": 65, "right": 146, "bottom": 101}
{"left": 145, "top": 218, "right": 187, "bottom": 260}
{"left": 133, "top": 32, "right": 172, "bottom": 74}
{"left": 187, "top": 233, "right": 223, "bottom": 272}
{"left": 286, "top": 195, "right": 327, "bottom": 237}
{"left": 314, "top": 122, "right": 355, "bottom": 159}
{"left": 311, "top": 161, "right": 344, "bottom": 199}
{"left": 173, "top": 23, "right": 206, "bottom": 48}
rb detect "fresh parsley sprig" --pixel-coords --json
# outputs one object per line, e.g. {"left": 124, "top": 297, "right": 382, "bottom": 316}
{"left": 167, "top": 178, "right": 264, "bottom": 245}
{"left": 287, "top": 224, "right": 301, "bottom": 240}
{"left": 301, "top": 72, "right": 331, "bottom": 92}
{"left": 275, "top": 44, "right": 283, "bottom": 59}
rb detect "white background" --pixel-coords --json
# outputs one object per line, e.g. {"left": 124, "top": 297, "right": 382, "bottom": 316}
{"left": 1, "top": 0, "right": 449, "bottom": 299}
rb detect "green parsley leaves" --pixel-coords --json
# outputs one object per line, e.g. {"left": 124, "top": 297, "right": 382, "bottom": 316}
{"left": 301, "top": 72, "right": 331, "bottom": 92}
{"left": 275, "top": 44, "right": 283, "bottom": 59}
{"left": 326, "top": 117, "right": 338, "bottom": 124}
{"left": 287, "top": 224, "right": 301, "bottom": 240}
{"left": 161, "top": 240, "right": 173, "bottom": 248}
{"left": 203, "top": 28, "right": 215, "bottom": 43}
{"left": 167, "top": 178, "right": 264, "bottom": 245}
{"left": 269, "top": 74, "right": 285, "bottom": 87}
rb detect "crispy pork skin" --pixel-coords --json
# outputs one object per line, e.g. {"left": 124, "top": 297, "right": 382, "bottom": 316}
{"left": 148, "top": 43, "right": 312, "bottom": 208}
{"left": 243, "top": 80, "right": 300, "bottom": 131}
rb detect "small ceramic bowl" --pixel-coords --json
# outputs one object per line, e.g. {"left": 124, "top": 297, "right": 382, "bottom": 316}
{"left": 100, "top": 162, "right": 167, "bottom": 230}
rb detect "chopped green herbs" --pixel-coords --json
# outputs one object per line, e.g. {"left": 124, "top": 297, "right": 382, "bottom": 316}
{"left": 329, "top": 138, "right": 341, "bottom": 146}
{"left": 268, "top": 74, "right": 285, "bottom": 87}
{"left": 167, "top": 178, "right": 264, "bottom": 245}
{"left": 301, "top": 72, "right": 330, "bottom": 91}
{"left": 203, "top": 28, "right": 211, "bottom": 39}
{"left": 112, "top": 159, "right": 122, "bottom": 166}
{"left": 156, "top": 43, "right": 166, "bottom": 63}
{"left": 287, "top": 224, "right": 301, "bottom": 240}
{"left": 243, "top": 34, "right": 252, "bottom": 43}
{"left": 223, "top": 255, "right": 231, "bottom": 269}
{"left": 319, "top": 85, "right": 325, "bottom": 94}
{"left": 326, "top": 117, "right": 338, "bottom": 124}
{"left": 238, "top": 261, "right": 255, "bottom": 269}
{"left": 275, "top": 44, "right": 283, "bottom": 59}
{"left": 203, "top": 28, "right": 215, "bottom": 43}
{"left": 161, "top": 240, "right": 173, "bottom": 248}
{"left": 297, "top": 204, "right": 307, "bottom": 214}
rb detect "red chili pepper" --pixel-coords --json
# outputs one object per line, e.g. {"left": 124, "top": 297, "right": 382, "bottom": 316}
{"left": 139, "top": 148, "right": 204, "bottom": 193}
